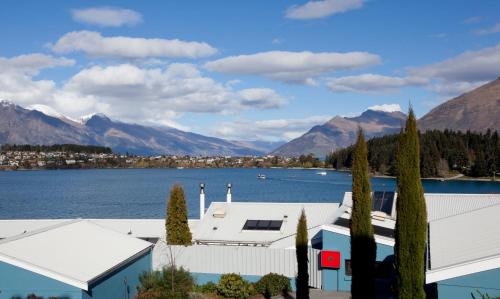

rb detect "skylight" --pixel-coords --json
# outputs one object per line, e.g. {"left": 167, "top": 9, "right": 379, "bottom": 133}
{"left": 243, "top": 220, "right": 283, "bottom": 231}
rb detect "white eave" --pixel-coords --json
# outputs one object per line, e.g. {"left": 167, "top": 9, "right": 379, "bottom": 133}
{"left": 426, "top": 254, "right": 500, "bottom": 283}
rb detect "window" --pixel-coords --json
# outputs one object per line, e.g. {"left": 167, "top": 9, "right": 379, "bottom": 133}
{"left": 345, "top": 259, "right": 394, "bottom": 278}
{"left": 345, "top": 260, "right": 352, "bottom": 276}
{"left": 243, "top": 220, "right": 283, "bottom": 231}
{"left": 372, "top": 191, "right": 395, "bottom": 215}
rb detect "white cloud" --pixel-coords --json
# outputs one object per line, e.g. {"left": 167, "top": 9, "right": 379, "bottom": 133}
{"left": 327, "top": 74, "right": 427, "bottom": 93}
{"left": 272, "top": 38, "right": 283, "bottom": 45}
{"left": 0, "top": 54, "right": 74, "bottom": 105}
{"left": 61, "top": 63, "right": 286, "bottom": 117}
{"left": 204, "top": 50, "right": 380, "bottom": 84}
{"left": 49, "top": 31, "right": 217, "bottom": 59}
{"left": 409, "top": 44, "right": 500, "bottom": 83}
{"left": 367, "top": 104, "right": 402, "bottom": 113}
{"left": 0, "top": 53, "right": 286, "bottom": 130}
{"left": 212, "top": 115, "right": 331, "bottom": 141}
{"left": 0, "top": 73, "right": 56, "bottom": 104}
{"left": 238, "top": 88, "right": 286, "bottom": 109}
{"left": 72, "top": 7, "right": 142, "bottom": 27}
{"left": 474, "top": 23, "right": 500, "bottom": 35}
{"left": 0, "top": 53, "right": 74, "bottom": 75}
{"left": 430, "top": 81, "right": 487, "bottom": 97}
{"left": 464, "top": 16, "right": 483, "bottom": 24}
{"left": 404, "top": 44, "right": 500, "bottom": 98}
{"left": 286, "top": 0, "right": 363, "bottom": 20}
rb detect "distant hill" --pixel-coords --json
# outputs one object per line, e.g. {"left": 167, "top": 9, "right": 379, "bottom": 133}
{"left": 0, "top": 101, "right": 266, "bottom": 156}
{"left": 419, "top": 78, "right": 500, "bottom": 132}
{"left": 272, "top": 109, "right": 406, "bottom": 157}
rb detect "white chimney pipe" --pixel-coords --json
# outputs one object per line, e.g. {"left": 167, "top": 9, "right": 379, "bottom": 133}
{"left": 226, "top": 183, "right": 232, "bottom": 203}
{"left": 200, "top": 183, "right": 205, "bottom": 220}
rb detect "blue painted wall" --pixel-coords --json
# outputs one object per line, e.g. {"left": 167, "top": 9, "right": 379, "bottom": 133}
{"left": 319, "top": 230, "right": 394, "bottom": 292}
{"left": 0, "top": 261, "right": 82, "bottom": 299}
{"left": 83, "top": 249, "right": 152, "bottom": 299}
{"left": 436, "top": 267, "right": 500, "bottom": 299}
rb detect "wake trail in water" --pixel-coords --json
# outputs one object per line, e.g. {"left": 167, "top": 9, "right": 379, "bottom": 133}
{"left": 266, "top": 177, "right": 351, "bottom": 186}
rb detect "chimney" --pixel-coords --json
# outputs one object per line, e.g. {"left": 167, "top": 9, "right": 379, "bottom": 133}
{"left": 226, "top": 183, "right": 232, "bottom": 203}
{"left": 200, "top": 183, "right": 205, "bottom": 220}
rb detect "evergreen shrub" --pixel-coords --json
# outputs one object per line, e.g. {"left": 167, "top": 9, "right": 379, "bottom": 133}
{"left": 217, "top": 273, "right": 254, "bottom": 299}
{"left": 254, "top": 273, "right": 291, "bottom": 296}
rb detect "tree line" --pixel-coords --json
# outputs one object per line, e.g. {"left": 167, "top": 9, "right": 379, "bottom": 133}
{"left": 326, "top": 129, "right": 499, "bottom": 178}
{"left": 1, "top": 144, "right": 112, "bottom": 154}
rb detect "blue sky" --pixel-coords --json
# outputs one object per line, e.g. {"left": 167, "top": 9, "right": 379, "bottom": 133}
{"left": 0, "top": 0, "right": 499, "bottom": 141}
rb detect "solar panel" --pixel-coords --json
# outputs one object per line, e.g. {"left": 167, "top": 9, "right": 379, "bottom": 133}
{"left": 243, "top": 220, "right": 283, "bottom": 231}
{"left": 333, "top": 217, "right": 395, "bottom": 238}
{"left": 372, "top": 191, "right": 395, "bottom": 215}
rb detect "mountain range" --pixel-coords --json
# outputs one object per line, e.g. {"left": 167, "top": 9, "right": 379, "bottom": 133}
{"left": 0, "top": 101, "right": 278, "bottom": 156}
{"left": 418, "top": 78, "right": 500, "bottom": 132}
{"left": 271, "top": 109, "right": 407, "bottom": 157}
{"left": 273, "top": 79, "right": 500, "bottom": 157}
{"left": 1, "top": 78, "right": 498, "bottom": 157}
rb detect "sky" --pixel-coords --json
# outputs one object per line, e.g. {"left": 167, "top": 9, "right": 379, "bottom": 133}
{"left": 0, "top": 0, "right": 499, "bottom": 142}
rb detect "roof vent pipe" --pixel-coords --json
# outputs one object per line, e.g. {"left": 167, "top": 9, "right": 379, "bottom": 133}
{"left": 200, "top": 183, "right": 205, "bottom": 220}
{"left": 226, "top": 183, "right": 232, "bottom": 203}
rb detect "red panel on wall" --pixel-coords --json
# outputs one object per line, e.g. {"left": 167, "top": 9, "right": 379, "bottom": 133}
{"left": 321, "top": 250, "right": 340, "bottom": 269}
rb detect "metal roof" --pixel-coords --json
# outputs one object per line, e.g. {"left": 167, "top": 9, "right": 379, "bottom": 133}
{"left": 342, "top": 192, "right": 500, "bottom": 221}
{"left": 0, "top": 219, "right": 200, "bottom": 239}
{"left": 425, "top": 193, "right": 500, "bottom": 221}
{"left": 193, "top": 202, "right": 340, "bottom": 246}
{"left": 427, "top": 203, "right": 500, "bottom": 282}
{"left": 0, "top": 220, "right": 153, "bottom": 290}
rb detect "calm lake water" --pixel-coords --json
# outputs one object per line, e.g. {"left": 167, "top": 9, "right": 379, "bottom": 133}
{"left": 0, "top": 168, "right": 499, "bottom": 219}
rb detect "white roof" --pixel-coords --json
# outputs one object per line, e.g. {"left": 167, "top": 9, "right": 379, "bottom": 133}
{"left": 425, "top": 193, "right": 500, "bottom": 221}
{"left": 427, "top": 203, "right": 500, "bottom": 283}
{"left": 342, "top": 192, "right": 500, "bottom": 221}
{"left": 193, "top": 202, "right": 340, "bottom": 246}
{"left": 0, "top": 220, "right": 152, "bottom": 290}
{"left": 0, "top": 219, "right": 200, "bottom": 239}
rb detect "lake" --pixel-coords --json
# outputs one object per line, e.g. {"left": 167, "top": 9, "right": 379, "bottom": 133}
{"left": 0, "top": 168, "right": 498, "bottom": 219}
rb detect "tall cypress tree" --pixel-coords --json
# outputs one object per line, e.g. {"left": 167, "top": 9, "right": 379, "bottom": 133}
{"left": 394, "top": 109, "right": 427, "bottom": 299}
{"left": 350, "top": 128, "right": 376, "bottom": 298}
{"left": 296, "top": 209, "right": 309, "bottom": 299}
{"left": 166, "top": 184, "right": 192, "bottom": 245}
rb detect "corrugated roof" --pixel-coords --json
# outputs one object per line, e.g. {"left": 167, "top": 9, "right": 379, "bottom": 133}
{"left": 342, "top": 192, "right": 500, "bottom": 221}
{"left": 193, "top": 202, "right": 339, "bottom": 246}
{"left": 0, "top": 219, "right": 200, "bottom": 239}
{"left": 425, "top": 193, "right": 500, "bottom": 221}
{"left": 0, "top": 220, "right": 152, "bottom": 290}
{"left": 428, "top": 203, "right": 500, "bottom": 274}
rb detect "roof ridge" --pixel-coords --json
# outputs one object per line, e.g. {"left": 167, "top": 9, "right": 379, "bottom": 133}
{"left": 0, "top": 219, "right": 82, "bottom": 245}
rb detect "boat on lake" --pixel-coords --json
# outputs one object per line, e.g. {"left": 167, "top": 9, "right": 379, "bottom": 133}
{"left": 316, "top": 171, "right": 327, "bottom": 176}
{"left": 257, "top": 174, "right": 266, "bottom": 180}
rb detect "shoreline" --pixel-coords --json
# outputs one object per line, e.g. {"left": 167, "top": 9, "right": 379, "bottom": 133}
{"left": 1, "top": 166, "right": 497, "bottom": 182}
{"left": 371, "top": 173, "right": 498, "bottom": 182}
